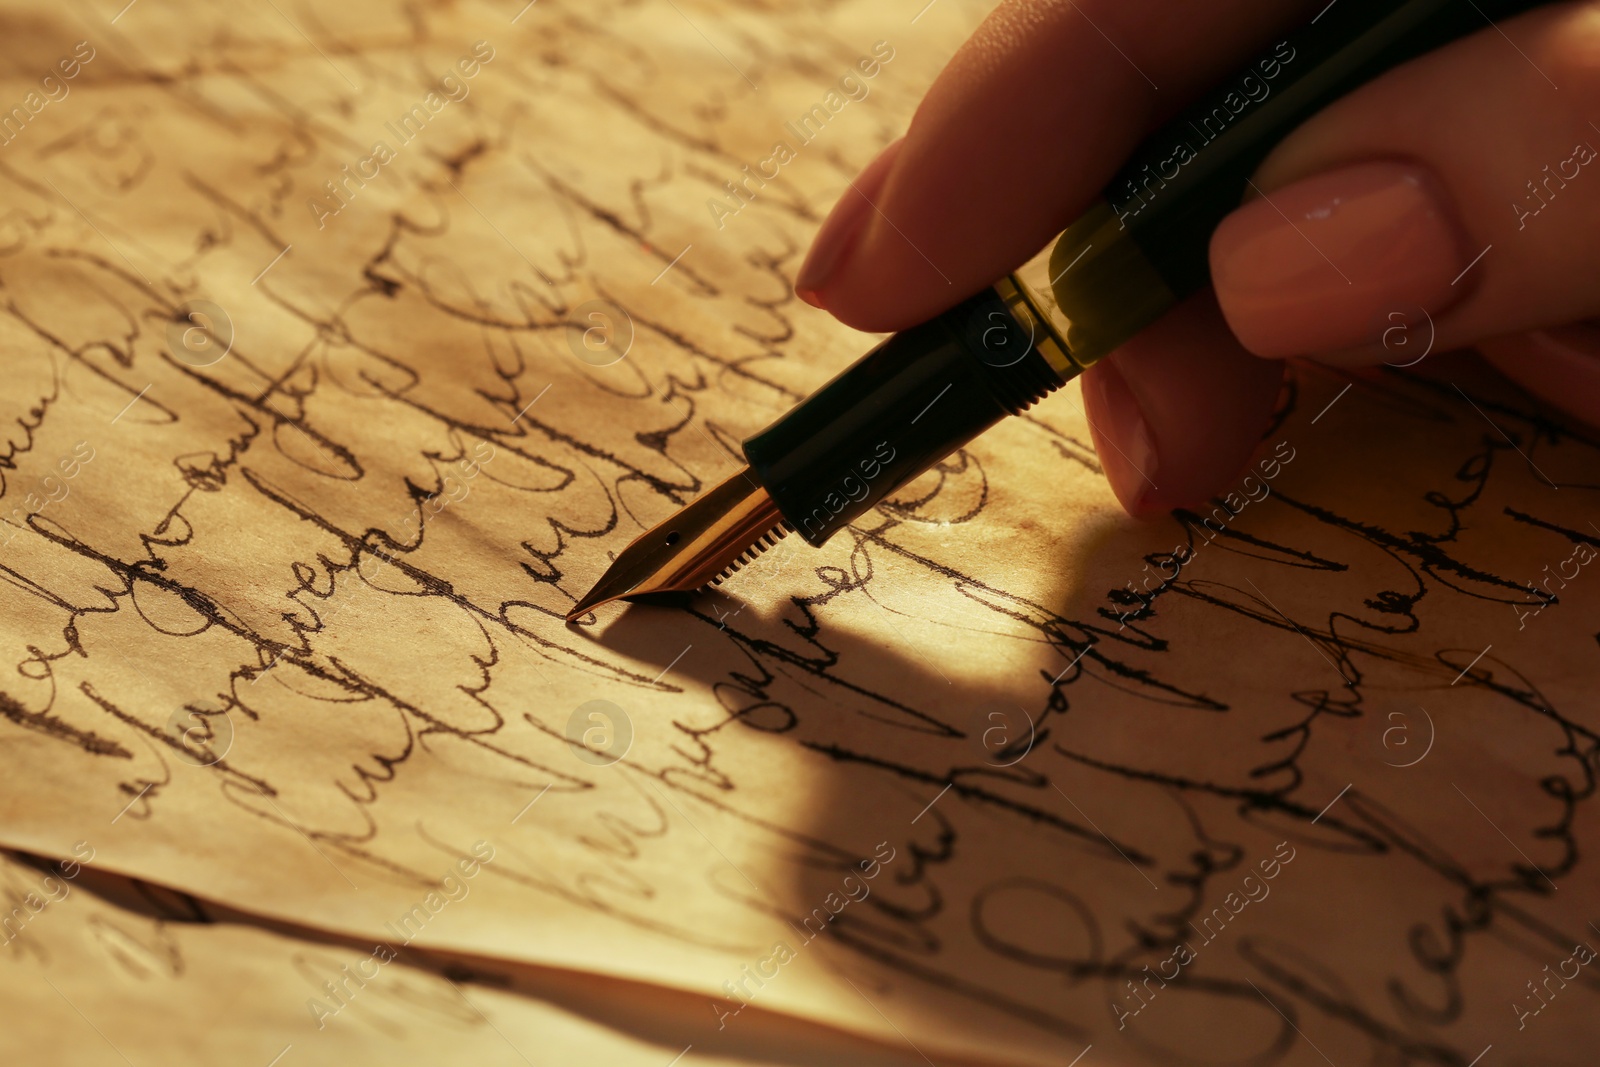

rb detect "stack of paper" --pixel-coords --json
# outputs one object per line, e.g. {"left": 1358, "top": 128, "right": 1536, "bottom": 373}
{"left": 0, "top": 1, "right": 1595, "bottom": 1064}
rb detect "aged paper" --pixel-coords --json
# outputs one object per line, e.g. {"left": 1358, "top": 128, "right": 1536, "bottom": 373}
{"left": 0, "top": 1, "right": 1597, "bottom": 1065}
{"left": 0, "top": 848, "right": 950, "bottom": 1066}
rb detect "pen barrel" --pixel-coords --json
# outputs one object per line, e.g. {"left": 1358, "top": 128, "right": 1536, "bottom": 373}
{"left": 1047, "top": 0, "right": 1546, "bottom": 363}
{"left": 743, "top": 286, "right": 1062, "bottom": 548}
{"left": 747, "top": 0, "right": 1549, "bottom": 557}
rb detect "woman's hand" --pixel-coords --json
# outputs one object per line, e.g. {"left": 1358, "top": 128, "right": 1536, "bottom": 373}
{"left": 794, "top": 0, "right": 1600, "bottom": 516}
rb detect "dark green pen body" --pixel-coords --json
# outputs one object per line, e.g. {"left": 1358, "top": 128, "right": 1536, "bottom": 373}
{"left": 1080, "top": 0, "right": 1543, "bottom": 317}
{"left": 746, "top": 0, "right": 1546, "bottom": 548}
{"left": 744, "top": 288, "right": 1057, "bottom": 547}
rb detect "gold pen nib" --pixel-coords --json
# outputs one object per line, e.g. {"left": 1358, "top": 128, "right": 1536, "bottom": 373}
{"left": 565, "top": 466, "right": 790, "bottom": 621}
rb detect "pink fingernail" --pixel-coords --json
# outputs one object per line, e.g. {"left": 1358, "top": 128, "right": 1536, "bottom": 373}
{"left": 1478, "top": 322, "right": 1600, "bottom": 427}
{"left": 1082, "top": 357, "right": 1161, "bottom": 517}
{"left": 796, "top": 139, "right": 904, "bottom": 308}
{"left": 1211, "top": 161, "right": 1472, "bottom": 358}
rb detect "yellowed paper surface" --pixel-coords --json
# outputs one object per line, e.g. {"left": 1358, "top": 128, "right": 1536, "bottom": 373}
{"left": 1, "top": 1, "right": 1597, "bottom": 1065}
{"left": 0, "top": 849, "right": 957, "bottom": 1066}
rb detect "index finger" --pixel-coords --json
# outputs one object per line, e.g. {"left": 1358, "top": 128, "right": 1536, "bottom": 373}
{"left": 803, "top": 0, "right": 1321, "bottom": 331}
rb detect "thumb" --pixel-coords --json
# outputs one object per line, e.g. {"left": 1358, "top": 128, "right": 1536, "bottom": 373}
{"left": 1209, "top": 3, "right": 1600, "bottom": 367}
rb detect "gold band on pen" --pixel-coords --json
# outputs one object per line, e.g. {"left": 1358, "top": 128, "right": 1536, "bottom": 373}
{"left": 992, "top": 274, "right": 1079, "bottom": 380}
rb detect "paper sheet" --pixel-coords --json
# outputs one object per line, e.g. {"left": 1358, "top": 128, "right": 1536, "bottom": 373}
{"left": 0, "top": 848, "right": 953, "bottom": 1067}
{"left": 1, "top": 1, "right": 1597, "bottom": 1064}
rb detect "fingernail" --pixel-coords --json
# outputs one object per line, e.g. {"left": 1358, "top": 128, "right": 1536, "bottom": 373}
{"left": 1211, "top": 161, "right": 1471, "bottom": 358}
{"left": 1081, "top": 358, "right": 1161, "bottom": 518}
{"left": 796, "top": 139, "right": 904, "bottom": 309}
{"left": 1477, "top": 321, "right": 1600, "bottom": 426}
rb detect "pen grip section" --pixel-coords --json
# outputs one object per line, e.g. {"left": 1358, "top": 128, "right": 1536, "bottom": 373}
{"left": 744, "top": 287, "right": 1062, "bottom": 548}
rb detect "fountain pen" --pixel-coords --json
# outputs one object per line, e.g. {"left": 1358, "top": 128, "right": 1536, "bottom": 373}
{"left": 566, "top": 0, "right": 1541, "bottom": 622}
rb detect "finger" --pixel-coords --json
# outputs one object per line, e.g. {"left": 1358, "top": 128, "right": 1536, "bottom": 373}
{"left": 796, "top": 138, "right": 904, "bottom": 306}
{"left": 1082, "top": 290, "right": 1284, "bottom": 518}
{"left": 1476, "top": 322, "right": 1600, "bottom": 426}
{"left": 1210, "top": 3, "right": 1600, "bottom": 366}
{"left": 797, "top": 0, "right": 1319, "bottom": 332}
